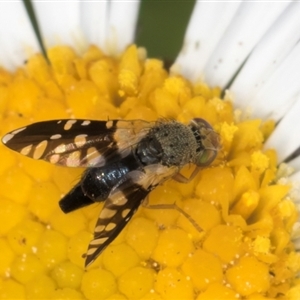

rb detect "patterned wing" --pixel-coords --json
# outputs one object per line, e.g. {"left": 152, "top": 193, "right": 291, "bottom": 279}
{"left": 85, "top": 171, "right": 153, "bottom": 267}
{"left": 84, "top": 164, "right": 178, "bottom": 267}
{"left": 2, "top": 119, "right": 154, "bottom": 167}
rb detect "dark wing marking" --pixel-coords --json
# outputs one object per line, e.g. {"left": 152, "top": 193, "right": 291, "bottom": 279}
{"left": 84, "top": 165, "right": 179, "bottom": 267}
{"left": 2, "top": 119, "right": 154, "bottom": 167}
{"left": 85, "top": 171, "right": 152, "bottom": 267}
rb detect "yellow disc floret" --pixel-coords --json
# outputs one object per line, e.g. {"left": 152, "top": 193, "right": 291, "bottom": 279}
{"left": 0, "top": 44, "right": 299, "bottom": 299}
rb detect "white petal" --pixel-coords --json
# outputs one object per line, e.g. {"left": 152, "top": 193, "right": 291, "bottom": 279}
{"left": 0, "top": 1, "right": 40, "bottom": 70}
{"left": 289, "top": 171, "right": 300, "bottom": 183}
{"left": 289, "top": 157, "right": 300, "bottom": 174}
{"left": 232, "top": 3, "right": 300, "bottom": 116}
{"left": 32, "top": 2, "right": 85, "bottom": 51}
{"left": 288, "top": 170, "right": 300, "bottom": 204}
{"left": 80, "top": 1, "right": 108, "bottom": 48}
{"left": 264, "top": 96, "right": 300, "bottom": 163}
{"left": 204, "top": 2, "right": 289, "bottom": 88}
{"left": 173, "top": 1, "right": 240, "bottom": 81}
{"left": 250, "top": 42, "right": 300, "bottom": 121}
{"left": 106, "top": 1, "right": 140, "bottom": 55}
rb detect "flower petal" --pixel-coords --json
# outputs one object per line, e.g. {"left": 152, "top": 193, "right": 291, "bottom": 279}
{"left": 32, "top": 2, "right": 84, "bottom": 50}
{"left": 173, "top": 1, "right": 240, "bottom": 81}
{"left": 204, "top": 2, "right": 289, "bottom": 88}
{"left": 32, "top": 1, "right": 140, "bottom": 55}
{"left": 106, "top": 1, "right": 140, "bottom": 55}
{"left": 0, "top": 1, "right": 40, "bottom": 70}
{"left": 80, "top": 1, "right": 108, "bottom": 48}
{"left": 231, "top": 3, "right": 300, "bottom": 114}
{"left": 290, "top": 169, "right": 300, "bottom": 182}
{"left": 250, "top": 42, "right": 300, "bottom": 121}
{"left": 264, "top": 97, "right": 300, "bottom": 163}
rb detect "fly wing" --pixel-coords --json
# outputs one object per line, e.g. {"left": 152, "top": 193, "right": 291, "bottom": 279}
{"left": 84, "top": 165, "right": 178, "bottom": 267}
{"left": 84, "top": 170, "right": 153, "bottom": 267}
{"left": 2, "top": 119, "right": 154, "bottom": 167}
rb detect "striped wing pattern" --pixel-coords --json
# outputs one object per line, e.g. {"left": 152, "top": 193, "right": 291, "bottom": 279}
{"left": 85, "top": 173, "right": 150, "bottom": 266}
{"left": 1, "top": 118, "right": 185, "bottom": 267}
{"left": 2, "top": 119, "right": 153, "bottom": 167}
{"left": 85, "top": 166, "right": 177, "bottom": 266}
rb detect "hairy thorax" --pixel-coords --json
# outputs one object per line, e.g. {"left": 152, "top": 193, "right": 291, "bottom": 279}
{"left": 136, "top": 121, "right": 198, "bottom": 167}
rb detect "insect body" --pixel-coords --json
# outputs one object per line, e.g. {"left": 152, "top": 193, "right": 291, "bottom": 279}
{"left": 2, "top": 118, "right": 220, "bottom": 266}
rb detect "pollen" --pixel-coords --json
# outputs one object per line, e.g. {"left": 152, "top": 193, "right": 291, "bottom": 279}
{"left": 220, "top": 122, "right": 238, "bottom": 142}
{"left": 252, "top": 236, "right": 271, "bottom": 255}
{"left": 251, "top": 150, "right": 270, "bottom": 174}
{"left": 0, "top": 44, "right": 299, "bottom": 299}
{"left": 118, "top": 45, "right": 141, "bottom": 97}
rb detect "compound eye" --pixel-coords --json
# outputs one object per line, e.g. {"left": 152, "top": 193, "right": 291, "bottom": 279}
{"left": 190, "top": 118, "right": 220, "bottom": 167}
{"left": 196, "top": 148, "right": 218, "bottom": 167}
{"left": 191, "top": 118, "right": 213, "bottom": 130}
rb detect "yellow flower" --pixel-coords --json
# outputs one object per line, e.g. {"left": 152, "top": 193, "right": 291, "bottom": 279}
{"left": 0, "top": 2, "right": 300, "bottom": 300}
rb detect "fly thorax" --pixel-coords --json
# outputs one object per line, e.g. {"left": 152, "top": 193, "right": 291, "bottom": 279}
{"left": 152, "top": 121, "right": 198, "bottom": 167}
{"left": 135, "top": 133, "right": 163, "bottom": 165}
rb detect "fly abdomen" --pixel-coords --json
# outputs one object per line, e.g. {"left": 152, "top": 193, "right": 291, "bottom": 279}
{"left": 59, "top": 183, "right": 95, "bottom": 213}
{"left": 81, "top": 166, "right": 128, "bottom": 201}
{"left": 60, "top": 153, "right": 141, "bottom": 213}
{"left": 81, "top": 153, "right": 142, "bottom": 201}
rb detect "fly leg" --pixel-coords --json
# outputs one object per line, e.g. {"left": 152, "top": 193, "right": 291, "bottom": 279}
{"left": 172, "top": 166, "right": 200, "bottom": 183}
{"left": 142, "top": 197, "right": 203, "bottom": 232}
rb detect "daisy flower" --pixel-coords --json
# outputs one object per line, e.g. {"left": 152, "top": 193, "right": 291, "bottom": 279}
{"left": 0, "top": 1, "right": 299, "bottom": 299}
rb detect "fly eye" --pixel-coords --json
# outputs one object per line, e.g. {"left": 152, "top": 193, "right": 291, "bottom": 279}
{"left": 196, "top": 149, "right": 218, "bottom": 167}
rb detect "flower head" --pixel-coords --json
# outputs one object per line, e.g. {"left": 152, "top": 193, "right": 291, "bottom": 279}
{"left": 0, "top": 2, "right": 300, "bottom": 299}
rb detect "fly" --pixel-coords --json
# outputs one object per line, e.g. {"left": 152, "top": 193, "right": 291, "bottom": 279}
{"left": 2, "top": 118, "right": 220, "bottom": 266}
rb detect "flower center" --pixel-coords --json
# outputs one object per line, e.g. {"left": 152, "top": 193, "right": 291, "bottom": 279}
{"left": 0, "top": 44, "right": 299, "bottom": 299}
